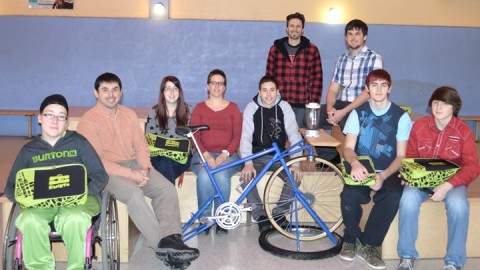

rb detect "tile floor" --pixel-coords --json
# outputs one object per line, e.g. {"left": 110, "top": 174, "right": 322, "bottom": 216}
{"left": 2, "top": 136, "right": 479, "bottom": 270}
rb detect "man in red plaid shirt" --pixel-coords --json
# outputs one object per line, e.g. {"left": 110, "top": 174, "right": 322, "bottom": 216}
{"left": 266, "top": 12, "right": 323, "bottom": 128}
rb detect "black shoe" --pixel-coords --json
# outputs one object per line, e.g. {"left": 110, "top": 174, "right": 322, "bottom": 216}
{"left": 271, "top": 214, "right": 291, "bottom": 228}
{"left": 271, "top": 208, "right": 290, "bottom": 228}
{"left": 257, "top": 215, "right": 272, "bottom": 233}
{"left": 156, "top": 234, "right": 200, "bottom": 264}
{"left": 216, "top": 225, "right": 228, "bottom": 234}
{"left": 162, "top": 260, "right": 191, "bottom": 270}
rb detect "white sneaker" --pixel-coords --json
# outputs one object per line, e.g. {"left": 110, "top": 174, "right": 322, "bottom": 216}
{"left": 397, "top": 258, "right": 415, "bottom": 270}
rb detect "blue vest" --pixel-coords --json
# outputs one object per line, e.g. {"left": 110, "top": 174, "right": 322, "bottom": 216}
{"left": 355, "top": 102, "right": 404, "bottom": 171}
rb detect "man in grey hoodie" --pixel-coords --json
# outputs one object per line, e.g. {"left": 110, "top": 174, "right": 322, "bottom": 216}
{"left": 239, "top": 75, "right": 303, "bottom": 233}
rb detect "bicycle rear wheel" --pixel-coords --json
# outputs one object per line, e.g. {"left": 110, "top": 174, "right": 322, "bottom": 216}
{"left": 263, "top": 156, "right": 344, "bottom": 241}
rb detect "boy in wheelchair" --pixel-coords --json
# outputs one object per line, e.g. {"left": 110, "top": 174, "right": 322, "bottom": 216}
{"left": 4, "top": 94, "right": 108, "bottom": 270}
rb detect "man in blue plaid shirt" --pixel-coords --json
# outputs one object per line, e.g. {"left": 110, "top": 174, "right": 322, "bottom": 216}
{"left": 317, "top": 19, "right": 383, "bottom": 162}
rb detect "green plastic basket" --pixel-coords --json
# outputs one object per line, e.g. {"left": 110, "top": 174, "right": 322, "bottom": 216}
{"left": 401, "top": 158, "right": 460, "bottom": 187}
{"left": 15, "top": 164, "right": 87, "bottom": 209}
{"left": 341, "top": 156, "right": 376, "bottom": 186}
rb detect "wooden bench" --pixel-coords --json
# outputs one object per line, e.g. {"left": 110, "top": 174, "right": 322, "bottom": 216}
{"left": 0, "top": 110, "right": 38, "bottom": 139}
{"left": 459, "top": 115, "right": 480, "bottom": 142}
{"left": 362, "top": 179, "right": 480, "bottom": 259}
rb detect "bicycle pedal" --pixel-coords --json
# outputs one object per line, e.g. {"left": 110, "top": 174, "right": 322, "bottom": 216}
{"left": 199, "top": 217, "right": 214, "bottom": 226}
{"left": 241, "top": 203, "right": 254, "bottom": 211}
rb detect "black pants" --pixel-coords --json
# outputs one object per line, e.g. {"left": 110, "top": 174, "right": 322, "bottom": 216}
{"left": 340, "top": 173, "right": 404, "bottom": 246}
{"left": 151, "top": 154, "right": 192, "bottom": 185}
{"left": 315, "top": 100, "right": 351, "bottom": 161}
{"left": 240, "top": 155, "right": 298, "bottom": 220}
{"left": 318, "top": 99, "right": 351, "bottom": 130}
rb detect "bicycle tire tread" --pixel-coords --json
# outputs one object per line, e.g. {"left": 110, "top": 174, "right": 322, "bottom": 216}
{"left": 258, "top": 226, "right": 343, "bottom": 260}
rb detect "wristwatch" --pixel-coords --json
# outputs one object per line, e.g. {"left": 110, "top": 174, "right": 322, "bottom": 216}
{"left": 222, "top": 150, "right": 230, "bottom": 157}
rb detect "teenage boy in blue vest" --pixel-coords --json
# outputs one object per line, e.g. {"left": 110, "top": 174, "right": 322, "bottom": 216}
{"left": 339, "top": 69, "right": 412, "bottom": 269}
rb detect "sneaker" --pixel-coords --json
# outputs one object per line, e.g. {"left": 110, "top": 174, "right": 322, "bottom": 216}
{"left": 257, "top": 215, "right": 272, "bottom": 233}
{"left": 397, "top": 258, "right": 415, "bottom": 270}
{"left": 162, "top": 260, "right": 191, "bottom": 270}
{"left": 339, "top": 241, "right": 356, "bottom": 261}
{"left": 216, "top": 225, "right": 228, "bottom": 235}
{"left": 443, "top": 264, "right": 461, "bottom": 270}
{"left": 156, "top": 234, "right": 200, "bottom": 263}
{"left": 355, "top": 240, "right": 386, "bottom": 269}
{"left": 275, "top": 215, "right": 289, "bottom": 227}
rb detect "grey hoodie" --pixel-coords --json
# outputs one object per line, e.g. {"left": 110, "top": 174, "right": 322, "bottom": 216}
{"left": 240, "top": 92, "right": 302, "bottom": 166}
{"left": 5, "top": 130, "right": 108, "bottom": 202}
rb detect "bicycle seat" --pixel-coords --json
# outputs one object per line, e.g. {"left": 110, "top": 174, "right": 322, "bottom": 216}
{"left": 176, "top": 125, "right": 209, "bottom": 136}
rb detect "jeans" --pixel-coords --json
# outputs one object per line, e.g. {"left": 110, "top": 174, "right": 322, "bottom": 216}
{"left": 397, "top": 185, "right": 469, "bottom": 267}
{"left": 340, "top": 173, "right": 403, "bottom": 246}
{"left": 191, "top": 152, "right": 240, "bottom": 218}
{"left": 151, "top": 155, "right": 192, "bottom": 185}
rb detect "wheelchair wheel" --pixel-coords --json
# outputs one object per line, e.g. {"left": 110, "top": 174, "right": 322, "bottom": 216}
{"left": 263, "top": 156, "right": 344, "bottom": 241}
{"left": 2, "top": 203, "right": 24, "bottom": 270}
{"left": 100, "top": 193, "right": 120, "bottom": 270}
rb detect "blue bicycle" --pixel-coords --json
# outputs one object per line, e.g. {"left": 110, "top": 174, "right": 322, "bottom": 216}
{"left": 176, "top": 125, "right": 344, "bottom": 259}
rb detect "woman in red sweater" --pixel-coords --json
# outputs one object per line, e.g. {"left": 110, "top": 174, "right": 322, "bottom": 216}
{"left": 190, "top": 69, "right": 242, "bottom": 234}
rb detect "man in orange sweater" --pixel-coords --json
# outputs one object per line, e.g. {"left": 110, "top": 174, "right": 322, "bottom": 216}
{"left": 78, "top": 72, "right": 199, "bottom": 268}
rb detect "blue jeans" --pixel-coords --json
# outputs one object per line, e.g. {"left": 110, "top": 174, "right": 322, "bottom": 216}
{"left": 151, "top": 155, "right": 192, "bottom": 185}
{"left": 397, "top": 185, "right": 469, "bottom": 267}
{"left": 191, "top": 152, "right": 240, "bottom": 218}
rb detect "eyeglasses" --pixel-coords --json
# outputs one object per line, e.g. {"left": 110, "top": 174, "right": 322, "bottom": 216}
{"left": 43, "top": 113, "right": 67, "bottom": 122}
{"left": 208, "top": 81, "right": 225, "bottom": 87}
{"left": 165, "top": 87, "right": 180, "bottom": 93}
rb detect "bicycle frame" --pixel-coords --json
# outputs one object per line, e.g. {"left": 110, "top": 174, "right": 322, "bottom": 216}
{"left": 181, "top": 127, "right": 339, "bottom": 246}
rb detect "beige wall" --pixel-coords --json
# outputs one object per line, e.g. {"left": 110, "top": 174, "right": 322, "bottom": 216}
{"left": 170, "top": 0, "right": 480, "bottom": 27}
{"left": 0, "top": 0, "right": 149, "bottom": 18}
{"left": 1, "top": 0, "right": 479, "bottom": 27}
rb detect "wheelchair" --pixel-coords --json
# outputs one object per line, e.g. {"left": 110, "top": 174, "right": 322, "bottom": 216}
{"left": 2, "top": 192, "right": 120, "bottom": 270}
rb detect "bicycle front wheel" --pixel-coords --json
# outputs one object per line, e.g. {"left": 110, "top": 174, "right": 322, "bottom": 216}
{"left": 258, "top": 226, "right": 343, "bottom": 260}
{"left": 263, "top": 156, "right": 344, "bottom": 241}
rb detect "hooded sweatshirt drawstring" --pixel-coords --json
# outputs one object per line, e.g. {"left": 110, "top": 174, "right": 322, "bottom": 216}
{"left": 260, "top": 107, "right": 264, "bottom": 144}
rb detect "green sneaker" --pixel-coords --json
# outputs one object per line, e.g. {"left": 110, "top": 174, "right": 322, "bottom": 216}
{"left": 355, "top": 240, "right": 386, "bottom": 269}
{"left": 339, "top": 241, "right": 356, "bottom": 261}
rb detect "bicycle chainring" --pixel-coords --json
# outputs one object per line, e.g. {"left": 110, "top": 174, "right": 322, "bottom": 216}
{"left": 214, "top": 202, "right": 243, "bottom": 230}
